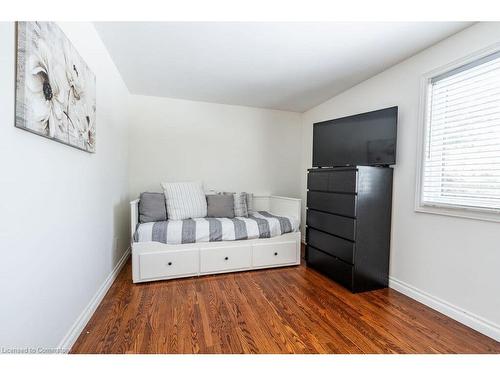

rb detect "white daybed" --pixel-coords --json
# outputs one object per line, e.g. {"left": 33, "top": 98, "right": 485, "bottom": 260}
{"left": 130, "top": 195, "right": 301, "bottom": 283}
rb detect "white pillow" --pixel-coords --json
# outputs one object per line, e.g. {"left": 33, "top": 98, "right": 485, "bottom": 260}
{"left": 161, "top": 181, "right": 207, "bottom": 220}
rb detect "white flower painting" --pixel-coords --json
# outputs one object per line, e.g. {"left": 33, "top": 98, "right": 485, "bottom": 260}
{"left": 15, "top": 22, "right": 96, "bottom": 152}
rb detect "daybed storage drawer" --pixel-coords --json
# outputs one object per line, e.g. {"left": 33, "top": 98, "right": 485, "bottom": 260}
{"left": 139, "top": 249, "right": 199, "bottom": 280}
{"left": 253, "top": 241, "right": 297, "bottom": 267}
{"left": 308, "top": 170, "right": 357, "bottom": 193}
{"left": 200, "top": 245, "right": 252, "bottom": 273}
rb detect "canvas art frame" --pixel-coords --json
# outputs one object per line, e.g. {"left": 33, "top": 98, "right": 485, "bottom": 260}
{"left": 15, "top": 22, "right": 96, "bottom": 153}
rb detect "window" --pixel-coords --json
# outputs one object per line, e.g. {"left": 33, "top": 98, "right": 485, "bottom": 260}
{"left": 417, "top": 47, "right": 500, "bottom": 220}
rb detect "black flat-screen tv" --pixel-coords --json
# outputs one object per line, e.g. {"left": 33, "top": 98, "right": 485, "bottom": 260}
{"left": 312, "top": 106, "right": 398, "bottom": 167}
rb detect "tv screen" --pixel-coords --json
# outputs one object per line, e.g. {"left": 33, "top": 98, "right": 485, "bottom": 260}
{"left": 312, "top": 106, "right": 398, "bottom": 167}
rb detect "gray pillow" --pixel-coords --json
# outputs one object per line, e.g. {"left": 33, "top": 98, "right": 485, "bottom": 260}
{"left": 206, "top": 194, "right": 235, "bottom": 218}
{"left": 139, "top": 192, "right": 167, "bottom": 223}
{"left": 245, "top": 192, "right": 254, "bottom": 213}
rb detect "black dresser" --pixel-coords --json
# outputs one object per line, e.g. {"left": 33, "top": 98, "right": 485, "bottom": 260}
{"left": 306, "top": 166, "right": 393, "bottom": 293}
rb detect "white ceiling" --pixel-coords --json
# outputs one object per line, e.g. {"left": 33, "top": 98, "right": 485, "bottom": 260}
{"left": 95, "top": 22, "right": 472, "bottom": 112}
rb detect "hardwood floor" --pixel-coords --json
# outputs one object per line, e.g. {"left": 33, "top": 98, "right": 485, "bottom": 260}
{"left": 71, "top": 250, "right": 500, "bottom": 354}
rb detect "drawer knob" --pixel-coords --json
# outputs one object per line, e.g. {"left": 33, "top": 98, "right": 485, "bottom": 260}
{"left": 274, "top": 252, "right": 278, "bottom": 256}
{"left": 167, "top": 262, "right": 172, "bottom": 266}
{"left": 224, "top": 256, "right": 229, "bottom": 261}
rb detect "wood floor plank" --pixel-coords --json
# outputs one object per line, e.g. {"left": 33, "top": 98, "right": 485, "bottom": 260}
{"left": 70, "top": 249, "right": 500, "bottom": 354}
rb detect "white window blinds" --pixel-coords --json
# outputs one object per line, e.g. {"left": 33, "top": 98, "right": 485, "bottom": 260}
{"left": 421, "top": 50, "right": 500, "bottom": 211}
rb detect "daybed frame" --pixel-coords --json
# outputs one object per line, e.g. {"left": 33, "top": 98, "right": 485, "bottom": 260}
{"left": 130, "top": 195, "right": 301, "bottom": 283}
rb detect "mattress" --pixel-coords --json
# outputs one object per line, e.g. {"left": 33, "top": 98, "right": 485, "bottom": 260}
{"left": 134, "top": 211, "right": 299, "bottom": 245}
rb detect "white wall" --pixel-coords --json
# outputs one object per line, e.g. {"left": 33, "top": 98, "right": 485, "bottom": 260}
{"left": 0, "top": 22, "right": 130, "bottom": 349}
{"left": 129, "top": 95, "right": 302, "bottom": 198}
{"left": 300, "top": 22, "right": 500, "bottom": 338}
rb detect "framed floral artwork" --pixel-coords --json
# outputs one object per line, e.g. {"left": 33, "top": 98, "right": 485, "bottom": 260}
{"left": 15, "top": 22, "right": 96, "bottom": 153}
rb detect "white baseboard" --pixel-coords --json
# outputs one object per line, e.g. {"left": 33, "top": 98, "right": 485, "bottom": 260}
{"left": 389, "top": 276, "right": 500, "bottom": 342}
{"left": 58, "top": 247, "right": 131, "bottom": 351}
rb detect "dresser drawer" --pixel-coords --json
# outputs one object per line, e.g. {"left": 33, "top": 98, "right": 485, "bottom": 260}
{"left": 308, "top": 170, "right": 357, "bottom": 193}
{"left": 253, "top": 241, "right": 298, "bottom": 268}
{"left": 306, "top": 209, "right": 356, "bottom": 240}
{"left": 200, "top": 245, "right": 252, "bottom": 274}
{"left": 307, "top": 246, "right": 353, "bottom": 290}
{"left": 307, "top": 191, "right": 356, "bottom": 217}
{"left": 307, "top": 228, "right": 354, "bottom": 264}
{"left": 139, "top": 249, "right": 199, "bottom": 280}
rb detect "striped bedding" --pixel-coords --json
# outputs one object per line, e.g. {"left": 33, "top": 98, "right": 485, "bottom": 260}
{"left": 134, "top": 211, "right": 299, "bottom": 245}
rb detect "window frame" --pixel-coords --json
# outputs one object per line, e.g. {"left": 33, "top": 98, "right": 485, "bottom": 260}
{"left": 415, "top": 43, "right": 500, "bottom": 223}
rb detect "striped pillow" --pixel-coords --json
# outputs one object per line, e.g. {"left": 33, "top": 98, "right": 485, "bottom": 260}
{"left": 233, "top": 192, "right": 249, "bottom": 217}
{"left": 161, "top": 181, "right": 207, "bottom": 220}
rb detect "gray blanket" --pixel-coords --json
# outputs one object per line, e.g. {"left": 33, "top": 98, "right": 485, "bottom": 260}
{"left": 134, "top": 211, "right": 298, "bottom": 245}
